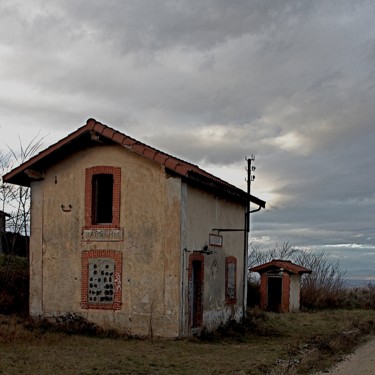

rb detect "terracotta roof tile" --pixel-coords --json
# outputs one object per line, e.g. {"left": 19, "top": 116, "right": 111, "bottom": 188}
{"left": 121, "top": 138, "right": 136, "bottom": 147}
{"left": 174, "top": 164, "right": 190, "bottom": 176}
{"left": 128, "top": 143, "right": 145, "bottom": 154}
{"left": 250, "top": 259, "right": 312, "bottom": 275}
{"left": 163, "top": 157, "right": 178, "bottom": 171}
{"left": 152, "top": 152, "right": 168, "bottom": 164}
{"left": 112, "top": 132, "right": 126, "bottom": 144}
{"left": 101, "top": 127, "right": 114, "bottom": 139}
{"left": 87, "top": 118, "right": 96, "bottom": 129}
{"left": 3, "top": 118, "right": 266, "bottom": 208}
{"left": 142, "top": 147, "right": 157, "bottom": 159}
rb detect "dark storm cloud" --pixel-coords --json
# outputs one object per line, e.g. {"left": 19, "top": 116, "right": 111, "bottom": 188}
{"left": 1, "top": 0, "right": 375, "bottom": 279}
{"left": 58, "top": 0, "right": 315, "bottom": 52}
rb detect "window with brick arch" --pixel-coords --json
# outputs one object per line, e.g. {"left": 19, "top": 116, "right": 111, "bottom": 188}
{"left": 85, "top": 166, "right": 121, "bottom": 228}
{"left": 225, "top": 256, "right": 237, "bottom": 304}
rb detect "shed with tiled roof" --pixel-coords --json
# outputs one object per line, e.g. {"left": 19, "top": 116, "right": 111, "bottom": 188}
{"left": 250, "top": 260, "right": 311, "bottom": 312}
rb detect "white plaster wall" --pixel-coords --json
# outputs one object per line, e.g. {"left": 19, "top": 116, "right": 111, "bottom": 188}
{"left": 29, "top": 144, "right": 182, "bottom": 337}
{"left": 184, "top": 186, "right": 246, "bottom": 333}
{"left": 29, "top": 180, "right": 44, "bottom": 316}
{"left": 289, "top": 274, "right": 301, "bottom": 312}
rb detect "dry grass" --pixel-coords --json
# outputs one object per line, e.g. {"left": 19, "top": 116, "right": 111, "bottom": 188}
{"left": 0, "top": 255, "right": 29, "bottom": 315}
{"left": 0, "top": 310, "right": 374, "bottom": 375}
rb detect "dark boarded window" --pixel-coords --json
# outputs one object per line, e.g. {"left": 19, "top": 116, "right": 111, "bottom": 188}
{"left": 88, "top": 258, "right": 115, "bottom": 304}
{"left": 225, "top": 256, "right": 237, "bottom": 304}
{"left": 92, "top": 174, "right": 113, "bottom": 224}
{"left": 81, "top": 250, "right": 122, "bottom": 310}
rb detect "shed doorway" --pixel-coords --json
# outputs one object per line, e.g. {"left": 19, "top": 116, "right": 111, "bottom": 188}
{"left": 267, "top": 276, "right": 282, "bottom": 312}
{"left": 191, "top": 260, "right": 203, "bottom": 328}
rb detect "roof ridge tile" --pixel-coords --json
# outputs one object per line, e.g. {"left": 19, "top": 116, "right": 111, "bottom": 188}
{"left": 2, "top": 118, "right": 266, "bottom": 208}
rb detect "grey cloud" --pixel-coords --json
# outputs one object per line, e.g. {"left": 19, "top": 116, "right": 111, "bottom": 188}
{"left": 57, "top": 0, "right": 315, "bottom": 52}
{"left": 1, "top": 0, "right": 375, "bottom": 279}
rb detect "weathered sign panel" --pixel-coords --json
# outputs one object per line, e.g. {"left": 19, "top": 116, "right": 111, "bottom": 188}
{"left": 209, "top": 233, "right": 223, "bottom": 247}
{"left": 82, "top": 228, "right": 123, "bottom": 242}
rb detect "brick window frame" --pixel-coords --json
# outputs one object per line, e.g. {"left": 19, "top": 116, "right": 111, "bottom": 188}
{"left": 188, "top": 253, "right": 204, "bottom": 328}
{"left": 81, "top": 250, "right": 122, "bottom": 310}
{"left": 84, "top": 166, "right": 121, "bottom": 229}
{"left": 225, "top": 256, "right": 237, "bottom": 305}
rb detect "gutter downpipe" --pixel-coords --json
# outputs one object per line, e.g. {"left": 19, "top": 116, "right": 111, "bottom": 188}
{"left": 243, "top": 203, "right": 263, "bottom": 319}
{"left": 243, "top": 209, "right": 248, "bottom": 319}
{"left": 243, "top": 158, "right": 251, "bottom": 319}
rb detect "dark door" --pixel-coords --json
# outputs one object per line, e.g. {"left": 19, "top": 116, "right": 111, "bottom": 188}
{"left": 267, "top": 277, "right": 282, "bottom": 312}
{"left": 191, "top": 260, "right": 203, "bottom": 327}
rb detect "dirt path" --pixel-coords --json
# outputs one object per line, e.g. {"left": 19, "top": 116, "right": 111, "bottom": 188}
{"left": 316, "top": 336, "right": 375, "bottom": 375}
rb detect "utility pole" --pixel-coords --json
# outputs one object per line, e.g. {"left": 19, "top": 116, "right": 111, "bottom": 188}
{"left": 243, "top": 155, "right": 255, "bottom": 316}
{"left": 247, "top": 154, "right": 256, "bottom": 232}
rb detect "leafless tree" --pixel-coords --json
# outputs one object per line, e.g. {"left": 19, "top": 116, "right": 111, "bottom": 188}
{"left": 248, "top": 241, "right": 300, "bottom": 270}
{"left": 0, "top": 134, "right": 43, "bottom": 255}
{"left": 295, "top": 250, "right": 346, "bottom": 309}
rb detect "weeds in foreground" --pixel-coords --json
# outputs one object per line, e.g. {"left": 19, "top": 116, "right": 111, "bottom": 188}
{"left": 199, "top": 309, "right": 375, "bottom": 374}
{"left": 23, "top": 313, "right": 123, "bottom": 338}
{"left": 199, "top": 307, "right": 273, "bottom": 341}
{"left": 344, "top": 284, "right": 375, "bottom": 309}
{"left": 0, "top": 310, "right": 374, "bottom": 374}
{"left": 270, "top": 314, "right": 375, "bottom": 374}
{"left": 0, "top": 255, "right": 28, "bottom": 315}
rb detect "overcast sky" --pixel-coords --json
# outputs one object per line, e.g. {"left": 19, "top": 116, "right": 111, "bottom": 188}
{"left": 1, "top": 0, "right": 374, "bottom": 281}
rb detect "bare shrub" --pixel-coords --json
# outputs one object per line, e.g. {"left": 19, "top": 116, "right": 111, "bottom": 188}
{"left": 0, "top": 137, "right": 43, "bottom": 315}
{"left": 0, "top": 134, "right": 44, "bottom": 244}
{"left": 199, "top": 307, "right": 270, "bottom": 341}
{"left": 0, "top": 254, "right": 29, "bottom": 315}
{"left": 344, "top": 284, "right": 375, "bottom": 310}
{"left": 248, "top": 242, "right": 299, "bottom": 271}
{"left": 24, "top": 313, "right": 122, "bottom": 338}
{"left": 296, "top": 251, "right": 346, "bottom": 309}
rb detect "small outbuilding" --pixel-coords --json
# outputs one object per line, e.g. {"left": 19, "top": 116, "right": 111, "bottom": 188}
{"left": 250, "top": 259, "right": 311, "bottom": 312}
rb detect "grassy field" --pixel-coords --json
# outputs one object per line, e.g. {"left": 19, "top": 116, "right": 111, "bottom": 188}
{"left": 0, "top": 309, "right": 374, "bottom": 375}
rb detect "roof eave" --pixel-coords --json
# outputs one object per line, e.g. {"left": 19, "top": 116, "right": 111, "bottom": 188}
{"left": 2, "top": 118, "right": 266, "bottom": 208}
{"left": 182, "top": 170, "right": 265, "bottom": 207}
{"left": 250, "top": 265, "right": 312, "bottom": 275}
{"left": 3, "top": 125, "right": 93, "bottom": 187}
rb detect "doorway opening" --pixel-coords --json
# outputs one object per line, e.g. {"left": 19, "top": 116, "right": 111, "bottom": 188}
{"left": 189, "top": 254, "right": 204, "bottom": 329}
{"left": 267, "top": 276, "right": 282, "bottom": 312}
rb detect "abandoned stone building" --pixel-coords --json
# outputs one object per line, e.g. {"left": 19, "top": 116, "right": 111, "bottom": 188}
{"left": 3, "top": 118, "right": 265, "bottom": 337}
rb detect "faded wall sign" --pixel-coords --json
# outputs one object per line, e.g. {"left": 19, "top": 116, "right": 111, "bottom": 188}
{"left": 82, "top": 228, "right": 123, "bottom": 242}
{"left": 209, "top": 233, "right": 223, "bottom": 247}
